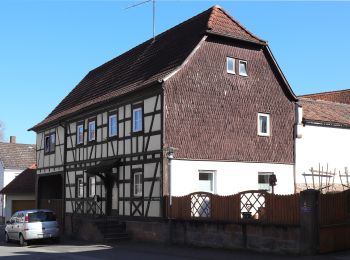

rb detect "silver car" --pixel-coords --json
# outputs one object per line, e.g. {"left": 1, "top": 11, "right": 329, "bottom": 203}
{"left": 5, "top": 209, "right": 60, "bottom": 246}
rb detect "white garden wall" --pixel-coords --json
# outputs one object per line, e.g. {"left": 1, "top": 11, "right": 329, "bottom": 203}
{"left": 170, "top": 159, "right": 294, "bottom": 196}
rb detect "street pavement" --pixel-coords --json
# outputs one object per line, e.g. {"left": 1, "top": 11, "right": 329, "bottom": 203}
{"left": 1, "top": 226, "right": 350, "bottom": 259}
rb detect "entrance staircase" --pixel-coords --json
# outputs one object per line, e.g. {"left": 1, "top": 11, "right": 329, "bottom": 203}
{"left": 94, "top": 218, "right": 129, "bottom": 242}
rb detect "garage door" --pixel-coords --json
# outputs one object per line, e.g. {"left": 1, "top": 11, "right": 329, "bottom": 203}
{"left": 12, "top": 200, "right": 35, "bottom": 214}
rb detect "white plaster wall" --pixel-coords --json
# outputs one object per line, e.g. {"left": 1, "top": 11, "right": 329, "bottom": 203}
{"left": 0, "top": 168, "right": 23, "bottom": 217}
{"left": 170, "top": 159, "right": 294, "bottom": 196}
{"left": 295, "top": 124, "right": 350, "bottom": 186}
{"left": 4, "top": 194, "right": 35, "bottom": 221}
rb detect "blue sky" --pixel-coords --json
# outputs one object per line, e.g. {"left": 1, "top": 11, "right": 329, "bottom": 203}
{"left": 0, "top": 1, "right": 349, "bottom": 144}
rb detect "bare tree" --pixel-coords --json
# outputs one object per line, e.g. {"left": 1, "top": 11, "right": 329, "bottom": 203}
{"left": 0, "top": 121, "right": 4, "bottom": 141}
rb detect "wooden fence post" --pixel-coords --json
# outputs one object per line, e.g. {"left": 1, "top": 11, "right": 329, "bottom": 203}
{"left": 300, "top": 189, "right": 320, "bottom": 255}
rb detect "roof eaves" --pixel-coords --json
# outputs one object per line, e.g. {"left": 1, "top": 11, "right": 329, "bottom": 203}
{"left": 265, "top": 46, "right": 298, "bottom": 102}
{"left": 29, "top": 79, "right": 162, "bottom": 132}
{"left": 303, "top": 119, "right": 350, "bottom": 129}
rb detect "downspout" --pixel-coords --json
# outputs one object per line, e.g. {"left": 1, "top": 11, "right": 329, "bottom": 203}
{"left": 294, "top": 103, "right": 303, "bottom": 193}
{"left": 59, "top": 122, "right": 67, "bottom": 234}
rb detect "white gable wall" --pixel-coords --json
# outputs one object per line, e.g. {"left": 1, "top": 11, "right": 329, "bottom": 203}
{"left": 295, "top": 124, "right": 350, "bottom": 191}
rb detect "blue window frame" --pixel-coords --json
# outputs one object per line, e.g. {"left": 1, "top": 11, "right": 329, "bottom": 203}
{"left": 109, "top": 114, "right": 118, "bottom": 137}
{"left": 132, "top": 107, "right": 143, "bottom": 132}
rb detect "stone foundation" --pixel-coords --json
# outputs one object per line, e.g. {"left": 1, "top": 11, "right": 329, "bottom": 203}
{"left": 125, "top": 220, "right": 301, "bottom": 254}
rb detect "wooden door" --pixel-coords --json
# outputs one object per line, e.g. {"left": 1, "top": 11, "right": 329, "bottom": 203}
{"left": 12, "top": 200, "right": 35, "bottom": 214}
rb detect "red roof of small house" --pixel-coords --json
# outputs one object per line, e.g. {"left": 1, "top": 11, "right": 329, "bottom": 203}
{"left": 0, "top": 142, "right": 36, "bottom": 170}
{"left": 0, "top": 167, "right": 36, "bottom": 195}
{"left": 300, "top": 89, "right": 350, "bottom": 105}
{"left": 299, "top": 98, "right": 350, "bottom": 127}
{"left": 30, "top": 5, "right": 267, "bottom": 132}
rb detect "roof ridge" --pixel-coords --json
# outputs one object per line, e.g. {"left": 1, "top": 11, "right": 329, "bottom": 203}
{"left": 299, "top": 88, "right": 350, "bottom": 97}
{"left": 208, "top": 5, "right": 266, "bottom": 43}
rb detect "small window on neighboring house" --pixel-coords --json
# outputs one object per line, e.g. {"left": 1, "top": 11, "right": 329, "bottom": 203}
{"left": 258, "top": 113, "right": 270, "bottom": 136}
{"left": 77, "top": 124, "right": 84, "bottom": 145}
{"left": 88, "top": 120, "right": 96, "bottom": 142}
{"left": 132, "top": 107, "right": 143, "bottom": 132}
{"left": 198, "top": 171, "right": 215, "bottom": 193}
{"left": 109, "top": 114, "right": 118, "bottom": 137}
{"left": 239, "top": 60, "right": 248, "bottom": 76}
{"left": 133, "top": 172, "right": 142, "bottom": 197}
{"left": 258, "top": 172, "right": 273, "bottom": 192}
{"left": 44, "top": 133, "right": 55, "bottom": 154}
{"left": 226, "top": 57, "right": 235, "bottom": 74}
{"left": 77, "top": 177, "right": 84, "bottom": 198}
{"left": 88, "top": 176, "right": 96, "bottom": 197}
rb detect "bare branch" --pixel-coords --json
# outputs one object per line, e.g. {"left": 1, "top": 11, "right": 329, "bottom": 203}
{"left": 0, "top": 121, "right": 5, "bottom": 141}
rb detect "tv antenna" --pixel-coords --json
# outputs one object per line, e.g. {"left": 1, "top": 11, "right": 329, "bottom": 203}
{"left": 125, "top": 0, "right": 156, "bottom": 41}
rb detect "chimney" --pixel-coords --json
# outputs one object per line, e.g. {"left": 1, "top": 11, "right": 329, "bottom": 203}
{"left": 10, "top": 136, "right": 16, "bottom": 144}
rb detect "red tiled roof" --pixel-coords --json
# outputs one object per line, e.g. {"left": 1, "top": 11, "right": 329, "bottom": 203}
{"left": 30, "top": 6, "right": 265, "bottom": 131}
{"left": 300, "top": 89, "right": 350, "bottom": 105}
{"left": 0, "top": 142, "right": 36, "bottom": 170}
{"left": 299, "top": 98, "right": 350, "bottom": 127}
{"left": 0, "top": 168, "right": 36, "bottom": 195}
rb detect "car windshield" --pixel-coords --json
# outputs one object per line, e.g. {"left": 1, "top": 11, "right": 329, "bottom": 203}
{"left": 28, "top": 211, "right": 56, "bottom": 222}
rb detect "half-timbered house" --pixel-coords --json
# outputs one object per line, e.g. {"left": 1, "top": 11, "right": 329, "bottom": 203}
{"left": 30, "top": 6, "right": 298, "bottom": 233}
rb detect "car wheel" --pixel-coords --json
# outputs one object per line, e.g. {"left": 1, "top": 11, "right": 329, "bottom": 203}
{"left": 5, "top": 232, "right": 10, "bottom": 243}
{"left": 19, "top": 234, "right": 27, "bottom": 247}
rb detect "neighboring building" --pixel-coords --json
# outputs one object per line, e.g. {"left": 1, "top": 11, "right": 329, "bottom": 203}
{"left": 301, "top": 89, "right": 350, "bottom": 105}
{"left": 30, "top": 5, "right": 298, "bottom": 228}
{"left": 0, "top": 166, "right": 36, "bottom": 220}
{"left": 295, "top": 93, "right": 350, "bottom": 192}
{"left": 0, "top": 136, "right": 36, "bottom": 220}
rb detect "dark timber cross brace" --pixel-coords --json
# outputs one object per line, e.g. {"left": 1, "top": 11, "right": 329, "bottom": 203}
{"left": 86, "top": 159, "right": 120, "bottom": 216}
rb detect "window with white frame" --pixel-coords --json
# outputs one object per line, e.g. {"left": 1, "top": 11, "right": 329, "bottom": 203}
{"left": 44, "top": 133, "right": 55, "bottom": 154}
{"left": 109, "top": 114, "right": 118, "bottom": 137}
{"left": 132, "top": 107, "right": 143, "bottom": 132}
{"left": 77, "top": 124, "right": 84, "bottom": 145}
{"left": 77, "top": 177, "right": 84, "bottom": 198}
{"left": 226, "top": 57, "right": 235, "bottom": 74}
{"left": 258, "top": 113, "right": 270, "bottom": 136}
{"left": 88, "top": 120, "right": 96, "bottom": 141}
{"left": 258, "top": 172, "right": 273, "bottom": 192}
{"left": 133, "top": 172, "right": 142, "bottom": 196}
{"left": 239, "top": 60, "right": 248, "bottom": 76}
{"left": 198, "top": 171, "right": 215, "bottom": 193}
{"left": 88, "top": 176, "right": 96, "bottom": 197}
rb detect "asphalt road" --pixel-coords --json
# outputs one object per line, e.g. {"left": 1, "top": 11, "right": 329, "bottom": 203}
{"left": 1, "top": 225, "right": 350, "bottom": 259}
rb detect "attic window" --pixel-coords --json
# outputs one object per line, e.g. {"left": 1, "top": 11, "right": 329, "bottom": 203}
{"left": 226, "top": 57, "right": 235, "bottom": 74}
{"left": 44, "top": 132, "right": 55, "bottom": 154}
{"left": 258, "top": 113, "right": 270, "bottom": 136}
{"left": 239, "top": 60, "right": 248, "bottom": 76}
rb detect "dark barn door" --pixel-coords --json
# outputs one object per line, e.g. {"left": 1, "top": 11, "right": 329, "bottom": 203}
{"left": 37, "top": 174, "right": 64, "bottom": 229}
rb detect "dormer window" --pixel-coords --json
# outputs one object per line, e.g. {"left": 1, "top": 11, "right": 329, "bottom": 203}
{"left": 88, "top": 120, "right": 96, "bottom": 142}
{"left": 226, "top": 57, "right": 235, "bottom": 74}
{"left": 239, "top": 60, "right": 248, "bottom": 76}
{"left": 258, "top": 113, "right": 270, "bottom": 136}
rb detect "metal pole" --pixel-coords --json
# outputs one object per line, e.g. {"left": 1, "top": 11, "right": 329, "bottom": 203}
{"left": 152, "top": 0, "right": 155, "bottom": 41}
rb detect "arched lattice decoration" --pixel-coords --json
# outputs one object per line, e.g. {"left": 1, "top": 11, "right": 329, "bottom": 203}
{"left": 239, "top": 190, "right": 266, "bottom": 219}
{"left": 190, "top": 192, "right": 212, "bottom": 218}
